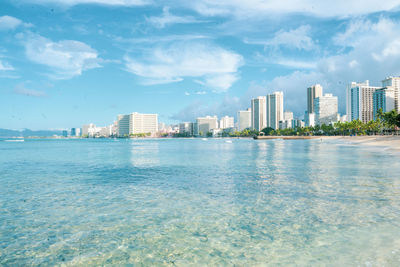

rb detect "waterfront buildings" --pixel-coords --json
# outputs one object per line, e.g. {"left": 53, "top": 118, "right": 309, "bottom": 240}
{"left": 382, "top": 76, "right": 400, "bottom": 112}
{"left": 82, "top": 123, "right": 114, "bottom": 137}
{"left": 251, "top": 96, "right": 267, "bottom": 131}
{"left": 304, "top": 111, "right": 315, "bottom": 127}
{"left": 196, "top": 116, "right": 218, "bottom": 136}
{"left": 314, "top": 94, "right": 338, "bottom": 125}
{"left": 70, "top": 128, "right": 81, "bottom": 137}
{"left": 179, "top": 122, "right": 194, "bottom": 136}
{"left": 307, "top": 84, "right": 323, "bottom": 114}
{"left": 130, "top": 112, "right": 158, "bottom": 135}
{"left": 373, "top": 87, "right": 395, "bottom": 119}
{"left": 237, "top": 108, "right": 251, "bottom": 131}
{"left": 279, "top": 111, "right": 294, "bottom": 129}
{"left": 305, "top": 84, "right": 323, "bottom": 126}
{"left": 292, "top": 119, "right": 305, "bottom": 128}
{"left": 266, "top": 91, "right": 284, "bottom": 130}
{"left": 347, "top": 80, "right": 380, "bottom": 123}
{"left": 117, "top": 114, "right": 130, "bottom": 137}
{"left": 219, "top": 116, "right": 234, "bottom": 129}
{"left": 116, "top": 113, "right": 158, "bottom": 137}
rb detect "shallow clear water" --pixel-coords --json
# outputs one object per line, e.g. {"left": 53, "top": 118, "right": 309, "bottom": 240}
{"left": 1, "top": 138, "right": 400, "bottom": 266}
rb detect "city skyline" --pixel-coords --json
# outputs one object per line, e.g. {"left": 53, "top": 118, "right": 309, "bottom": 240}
{"left": 1, "top": 1, "right": 400, "bottom": 130}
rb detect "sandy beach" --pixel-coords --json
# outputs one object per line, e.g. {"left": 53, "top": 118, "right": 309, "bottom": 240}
{"left": 332, "top": 135, "right": 400, "bottom": 151}
{"left": 255, "top": 135, "right": 400, "bottom": 152}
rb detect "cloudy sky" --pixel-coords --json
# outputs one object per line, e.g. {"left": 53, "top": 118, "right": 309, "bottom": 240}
{"left": 1, "top": 0, "right": 400, "bottom": 129}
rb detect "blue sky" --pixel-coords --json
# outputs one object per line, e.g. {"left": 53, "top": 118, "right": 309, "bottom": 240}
{"left": 1, "top": 0, "right": 400, "bottom": 130}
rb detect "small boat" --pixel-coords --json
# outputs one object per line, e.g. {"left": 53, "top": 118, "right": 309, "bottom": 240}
{"left": 202, "top": 138, "right": 208, "bottom": 141}
{"left": 225, "top": 140, "right": 232, "bottom": 143}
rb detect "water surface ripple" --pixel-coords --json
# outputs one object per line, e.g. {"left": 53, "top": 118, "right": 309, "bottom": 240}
{"left": 1, "top": 138, "right": 400, "bottom": 266}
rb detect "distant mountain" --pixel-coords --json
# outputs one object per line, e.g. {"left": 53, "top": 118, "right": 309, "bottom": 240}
{"left": 0, "top": 128, "right": 63, "bottom": 137}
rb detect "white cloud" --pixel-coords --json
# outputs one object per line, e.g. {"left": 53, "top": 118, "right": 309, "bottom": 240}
{"left": 245, "top": 25, "right": 316, "bottom": 51}
{"left": 147, "top": 7, "right": 201, "bottom": 28}
{"left": 124, "top": 42, "right": 243, "bottom": 91}
{"left": 0, "top": 16, "right": 23, "bottom": 30}
{"left": 25, "top": 0, "right": 149, "bottom": 6}
{"left": 0, "top": 60, "right": 14, "bottom": 71}
{"left": 187, "top": 0, "right": 400, "bottom": 18}
{"left": 275, "top": 59, "right": 317, "bottom": 69}
{"left": 14, "top": 83, "right": 46, "bottom": 97}
{"left": 24, "top": 33, "right": 101, "bottom": 79}
{"left": 172, "top": 16, "right": 400, "bottom": 120}
{"left": 195, "top": 73, "right": 240, "bottom": 92}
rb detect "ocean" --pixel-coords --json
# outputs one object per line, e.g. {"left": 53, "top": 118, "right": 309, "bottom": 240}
{"left": 1, "top": 138, "right": 400, "bottom": 266}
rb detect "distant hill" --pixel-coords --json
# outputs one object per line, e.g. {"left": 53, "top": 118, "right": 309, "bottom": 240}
{"left": 0, "top": 128, "right": 63, "bottom": 137}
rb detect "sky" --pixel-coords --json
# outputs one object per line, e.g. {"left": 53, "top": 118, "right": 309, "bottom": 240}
{"left": 1, "top": 0, "right": 400, "bottom": 130}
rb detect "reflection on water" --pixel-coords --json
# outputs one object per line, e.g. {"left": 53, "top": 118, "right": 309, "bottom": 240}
{"left": 130, "top": 140, "right": 160, "bottom": 167}
{"left": 0, "top": 138, "right": 400, "bottom": 266}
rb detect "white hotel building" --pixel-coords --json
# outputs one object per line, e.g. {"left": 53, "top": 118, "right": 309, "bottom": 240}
{"left": 266, "top": 91, "right": 284, "bottom": 130}
{"left": 117, "top": 112, "right": 158, "bottom": 137}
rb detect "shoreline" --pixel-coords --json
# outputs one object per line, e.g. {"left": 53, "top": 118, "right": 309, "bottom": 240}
{"left": 3, "top": 135, "right": 400, "bottom": 152}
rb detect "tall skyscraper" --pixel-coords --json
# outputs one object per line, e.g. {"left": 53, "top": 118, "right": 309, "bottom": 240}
{"left": 266, "top": 91, "right": 284, "bottom": 130}
{"left": 373, "top": 87, "right": 395, "bottom": 119}
{"left": 314, "top": 94, "right": 338, "bottom": 125}
{"left": 196, "top": 116, "right": 218, "bottom": 136}
{"left": 251, "top": 96, "right": 267, "bottom": 131}
{"left": 382, "top": 76, "right": 400, "bottom": 112}
{"left": 307, "top": 84, "right": 323, "bottom": 114}
{"left": 347, "top": 80, "right": 380, "bottom": 123}
{"left": 237, "top": 108, "right": 251, "bottom": 131}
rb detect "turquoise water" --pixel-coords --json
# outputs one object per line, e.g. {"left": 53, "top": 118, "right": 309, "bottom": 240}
{"left": 1, "top": 138, "right": 400, "bottom": 266}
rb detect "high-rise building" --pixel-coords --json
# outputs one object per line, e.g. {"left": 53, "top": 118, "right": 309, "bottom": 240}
{"left": 196, "top": 116, "right": 218, "bottom": 136}
{"left": 382, "top": 76, "right": 400, "bottom": 112}
{"left": 71, "top": 128, "right": 76, "bottom": 136}
{"left": 307, "top": 84, "right": 323, "bottom": 114}
{"left": 266, "top": 91, "right": 284, "bottom": 130}
{"left": 373, "top": 87, "right": 395, "bottom": 119}
{"left": 251, "top": 96, "right": 267, "bottom": 131}
{"left": 179, "top": 122, "right": 194, "bottom": 136}
{"left": 117, "top": 114, "right": 130, "bottom": 137}
{"left": 314, "top": 94, "right": 338, "bottom": 125}
{"left": 116, "top": 113, "right": 158, "bottom": 137}
{"left": 237, "top": 108, "right": 251, "bottom": 131}
{"left": 129, "top": 112, "right": 158, "bottom": 135}
{"left": 219, "top": 116, "right": 234, "bottom": 129}
{"left": 347, "top": 80, "right": 380, "bottom": 123}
